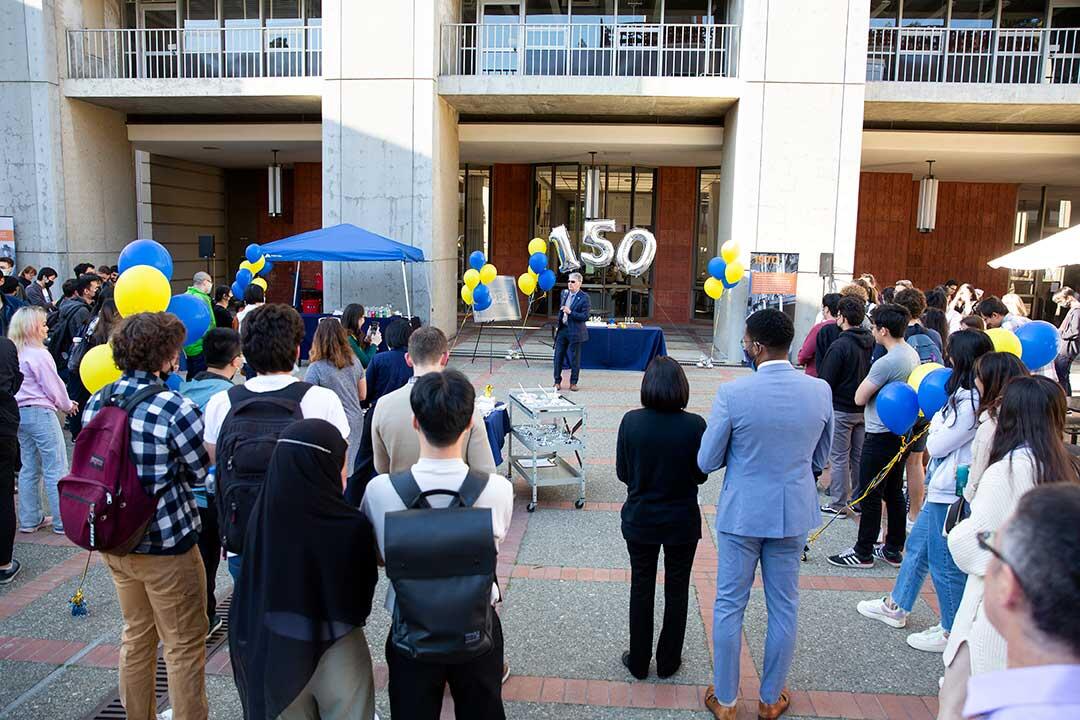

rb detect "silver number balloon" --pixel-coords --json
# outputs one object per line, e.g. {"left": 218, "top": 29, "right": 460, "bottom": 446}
{"left": 615, "top": 227, "right": 657, "bottom": 277}
{"left": 580, "top": 219, "right": 616, "bottom": 268}
{"left": 549, "top": 225, "right": 581, "bottom": 273}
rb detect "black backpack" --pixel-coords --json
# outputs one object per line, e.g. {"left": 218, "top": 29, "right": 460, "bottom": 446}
{"left": 385, "top": 469, "right": 496, "bottom": 664}
{"left": 215, "top": 382, "right": 310, "bottom": 553}
{"left": 47, "top": 302, "right": 86, "bottom": 368}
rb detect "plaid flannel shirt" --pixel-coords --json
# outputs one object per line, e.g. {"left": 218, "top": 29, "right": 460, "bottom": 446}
{"left": 83, "top": 371, "right": 210, "bottom": 554}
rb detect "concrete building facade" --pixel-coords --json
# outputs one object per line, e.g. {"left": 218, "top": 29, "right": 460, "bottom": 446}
{"left": 3, "top": 0, "right": 1080, "bottom": 355}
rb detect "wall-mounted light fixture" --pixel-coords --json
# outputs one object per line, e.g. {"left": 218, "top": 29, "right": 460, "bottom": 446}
{"left": 268, "top": 149, "right": 282, "bottom": 217}
{"left": 1059, "top": 200, "right": 1072, "bottom": 229}
{"left": 916, "top": 160, "right": 938, "bottom": 233}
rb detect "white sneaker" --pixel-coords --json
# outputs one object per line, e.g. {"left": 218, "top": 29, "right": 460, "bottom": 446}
{"left": 857, "top": 596, "right": 908, "bottom": 628}
{"left": 157, "top": 710, "right": 173, "bottom": 720}
{"left": 907, "top": 623, "right": 948, "bottom": 653}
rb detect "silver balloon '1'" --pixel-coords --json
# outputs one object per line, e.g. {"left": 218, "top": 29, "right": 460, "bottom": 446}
{"left": 549, "top": 225, "right": 581, "bottom": 273}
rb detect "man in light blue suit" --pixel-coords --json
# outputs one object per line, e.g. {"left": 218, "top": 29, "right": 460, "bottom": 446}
{"left": 698, "top": 309, "right": 833, "bottom": 720}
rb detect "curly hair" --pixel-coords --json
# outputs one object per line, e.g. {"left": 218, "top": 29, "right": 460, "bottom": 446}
{"left": 111, "top": 313, "right": 187, "bottom": 373}
{"left": 840, "top": 283, "right": 869, "bottom": 302}
{"left": 241, "top": 303, "right": 305, "bottom": 373}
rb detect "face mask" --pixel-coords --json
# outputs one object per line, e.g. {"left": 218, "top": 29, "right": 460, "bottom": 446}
{"left": 743, "top": 348, "right": 756, "bottom": 370}
{"left": 44, "top": 280, "right": 54, "bottom": 289}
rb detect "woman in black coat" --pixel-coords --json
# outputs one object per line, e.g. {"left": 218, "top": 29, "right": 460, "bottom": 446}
{"left": 616, "top": 356, "right": 708, "bottom": 680}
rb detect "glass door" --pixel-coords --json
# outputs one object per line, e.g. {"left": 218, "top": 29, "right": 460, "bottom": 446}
{"left": 1048, "top": 1, "right": 1080, "bottom": 83}
{"left": 479, "top": 0, "right": 521, "bottom": 74}
{"left": 140, "top": 3, "right": 179, "bottom": 78}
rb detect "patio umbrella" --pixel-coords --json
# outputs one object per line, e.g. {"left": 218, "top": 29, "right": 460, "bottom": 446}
{"left": 987, "top": 224, "right": 1080, "bottom": 270}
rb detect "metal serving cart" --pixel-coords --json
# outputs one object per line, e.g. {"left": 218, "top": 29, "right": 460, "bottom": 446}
{"left": 506, "top": 390, "right": 586, "bottom": 512}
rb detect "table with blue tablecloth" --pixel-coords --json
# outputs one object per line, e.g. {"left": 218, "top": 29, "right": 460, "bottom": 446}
{"left": 301, "top": 314, "right": 408, "bottom": 361}
{"left": 560, "top": 325, "right": 667, "bottom": 372}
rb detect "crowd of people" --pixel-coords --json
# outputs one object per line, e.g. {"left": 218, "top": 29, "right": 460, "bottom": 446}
{"left": 1, "top": 258, "right": 1080, "bottom": 720}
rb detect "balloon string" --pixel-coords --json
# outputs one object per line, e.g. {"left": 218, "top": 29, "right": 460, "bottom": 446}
{"left": 807, "top": 424, "right": 930, "bottom": 546}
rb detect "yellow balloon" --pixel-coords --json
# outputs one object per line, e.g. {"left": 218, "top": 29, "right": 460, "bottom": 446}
{"left": 250, "top": 255, "right": 266, "bottom": 274}
{"left": 724, "top": 261, "right": 745, "bottom": 286}
{"left": 463, "top": 269, "right": 480, "bottom": 289}
{"left": 251, "top": 277, "right": 267, "bottom": 290}
{"left": 528, "top": 268, "right": 538, "bottom": 279}
{"left": 986, "top": 327, "right": 1022, "bottom": 357}
{"left": 704, "top": 277, "right": 724, "bottom": 300}
{"left": 479, "top": 263, "right": 498, "bottom": 285}
{"left": 528, "top": 238, "right": 547, "bottom": 255}
{"left": 908, "top": 362, "right": 945, "bottom": 391}
{"left": 114, "top": 265, "right": 171, "bottom": 317}
{"left": 720, "top": 240, "right": 740, "bottom": 264}
{"left": 460, "top": 285, "right": 474, "bottom": 305}
{"left": 239, "top": 260, "right": 255, "bottom": 273}
{"left": 80, "top": 344, "right": 122, "bottom": 394}
{"left": 517, "top": 273, "right": 537, "bottom": 296}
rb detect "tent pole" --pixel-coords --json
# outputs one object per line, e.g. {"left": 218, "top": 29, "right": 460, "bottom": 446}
{"left": 293, "top": 262, "right": 301, "bottom": 310}
{"left": 401, "top": 261, "right": 412, "bottom": 319}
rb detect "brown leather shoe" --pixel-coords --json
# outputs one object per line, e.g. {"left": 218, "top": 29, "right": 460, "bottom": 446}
{"left": 758, "top": 688, "right": 791, "bottom": 719}
{"left": 570, "top": 384, "right": 579, "bottom": 391}
{"left": 703, "top": 685, "right": 738, "bottom": 720}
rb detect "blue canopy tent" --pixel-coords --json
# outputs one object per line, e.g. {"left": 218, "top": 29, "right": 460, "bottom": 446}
{"left": 259, "top": 223, "right": 426, "bottom": 317}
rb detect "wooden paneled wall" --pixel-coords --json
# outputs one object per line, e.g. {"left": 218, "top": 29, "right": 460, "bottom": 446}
{"left": 490, "top": 164, "right": 533, "bottom": 276}
{"left": 855, "top": 172, "right": 1016, "bottom": 296}
{"left": 652, "top": 167, "right": 697, "bottom": 323}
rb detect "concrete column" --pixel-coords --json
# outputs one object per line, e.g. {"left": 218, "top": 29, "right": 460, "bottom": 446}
{"left": 713, "top": 0, "right": 867, "bottom": 363}
{"left": 322, "top": 0, "right": 460, "bottom": 334}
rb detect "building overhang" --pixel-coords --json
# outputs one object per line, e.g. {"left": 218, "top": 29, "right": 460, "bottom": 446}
{"left": 64, "top": 78, "right": 322, "bottom": 115}
{"left": 126, "top": 123, "right": 322, "bottom": 167}
{"left": 865, "top": 83, "right": 1080, "bottom": 128}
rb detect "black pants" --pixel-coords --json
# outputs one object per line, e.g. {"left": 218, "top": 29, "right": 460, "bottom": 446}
{"left": 625, "top": 539, "right": 698, "bottom": 677}
{"left": 1056, "top": 353, "right": 1075, "bottom": 396}
{"left": 386, "top": 612, "right": 505, "bottom": 720}
{"left": 0, "top": 436, "right": 19, "bottom": 566}
{"left": 854, "top": 431, "right": 907, "bottom": 558}
{"left": 553, "top": 330, "right": 582, "bottom": 385}
{"left": 185, "top": 353, "right": 207, "bottom": 381}
{"left": 197, "top": 503, "right": 221, "bottom": 622}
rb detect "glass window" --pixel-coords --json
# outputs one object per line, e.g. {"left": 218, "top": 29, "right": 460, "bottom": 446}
{"left": 224, "top": 0, "right": 260, "bottom": 21}
{"left": 526, "top": 0, "right": 569, "bottom": 23}
{"left": 662, "top": 0, "right": 711, "bottom": 25}
{"left": 307, "top": 0, "right": 322, "bottom": 19}
{"left": 618, "top": 0, "right": 662, "bottom": 24}
{"left": 268, "top": 0, "right": 301, "bottom": 19}
{"left": 458, "top": 166, "right": 492, "bottom": 296}
{"left": 1000, "top": 0, "right": 1044, "bottom": 28}
{"left": 869, "top": 0, "right": 898, "bottom": 28}
{"left": 900, "top": 0, "right": 947, "bottom": 26}
{"left": 949, "top": 1, "right": 995, "bottom": 28}
{"left": 186, "top": 0, "right": 217, "bottom": 21}
{"left": 693, "top": 170, "right": 722, "bottom": 319}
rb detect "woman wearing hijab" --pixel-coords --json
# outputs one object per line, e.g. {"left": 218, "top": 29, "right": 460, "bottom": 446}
{"left": 230, "top": 419, "right": 379, "bottom": 720}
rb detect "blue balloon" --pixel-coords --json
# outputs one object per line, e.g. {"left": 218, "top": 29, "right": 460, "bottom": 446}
{"left": 471, "top": 284, "right": 491, "bottom": 307}
{"left": 529, "top": 252, "right": 548, "bottom": 274}
{"left": 236, "top": 268, "right": 253, "bottom": 287}
{"left": 245, "top": 243, "right": 262, "bottom": 264}
{"left": 1016, "top": 320, "right": 1058, "bottom": 370}
{"left": 474, "top": 295, "right": 492, "bottom": 312}
{"left": 469, "top": 251, "right": 486, "bottom": 272}
{"left": 165, "top": 373, "right": 183, "bottom": 391}
{"left": 917, "top": 368, "right": 953, "bottom": 418}
{"left": 259, "top": 259, "right": 274, "bottom": 277}
{"left": 118, "top": 239, "right": 174, "bottom": 280}
{"left": 877, "top": 381, "right": 920, "bottom": 436}
{"left": 707, "top": 257, "right": 727, "bottom": 281}
{"left": 167, "top": 293, "right": 213, "bottom": 347}
{"left": 538, "top": 269, "right": 557, "bottom": 292}
{"left": 231, "top": 281, "right": 244, "bottom": 299}
{"left": 721, "top": 273, "right": 738, "bottom": 290}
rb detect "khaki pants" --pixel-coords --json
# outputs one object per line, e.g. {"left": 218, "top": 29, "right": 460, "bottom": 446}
{"left": 104, "top": 545, "right": 209, "bottom": 720}
{"left": 279, "top": 627, "right": 376, "bottom": 720}
{"left": 938, "top": 641, "right": 970, "bottom": 720}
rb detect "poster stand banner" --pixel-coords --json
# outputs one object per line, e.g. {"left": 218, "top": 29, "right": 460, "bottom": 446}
{"left": 747, "top": 252, "right": 800, "bottom": 322}
{"left": 0, "top": 217, "right": 14, "bottom": 267}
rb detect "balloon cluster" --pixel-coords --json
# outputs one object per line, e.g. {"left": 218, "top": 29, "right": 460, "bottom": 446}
{"left": 703, "top": 240, "right": 746, "bottom": 300}
{"left": 461, "top": 251, "right": 498, "bottom": 312}
{"left": 875, "top": 320, "right": 1061, "bottom": 436}
{"left": 519, "top": 238, "right": 557, "bottom": 298}
{"left": 231, "top": 243, "right": 273, "bottom": 299}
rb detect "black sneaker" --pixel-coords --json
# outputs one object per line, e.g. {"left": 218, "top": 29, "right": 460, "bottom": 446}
{"left": 827, "top": 548, "right": 873, "bottom": 569}
{"left": 848, "top": 504, "right": 862, "bottom": 516}
{"left": 206, "top": 615, "right": 224, "bottom": 638}
{"left": 873, "top": 545, "right": 903, "bottom": 568}
{"left": 0, "top": 559, "right": 21, "bottom": 585}
{"left": 820, "top": 504, "right": 845, "bottom": 516}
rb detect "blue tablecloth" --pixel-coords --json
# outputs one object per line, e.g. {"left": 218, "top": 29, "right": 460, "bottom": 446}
{"left": 300, "top": 314, "right": 400, "bottom": 361}
{"left": 561, "top": 326, "right": 667, "bottom": 372}
{"left": 485, "top": 404, "right": 510, "bottom": 466}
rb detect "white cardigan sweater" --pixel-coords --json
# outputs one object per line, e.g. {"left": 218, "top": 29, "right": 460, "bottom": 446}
{"left": 944, "top": 448, "right": 1037, "bottom": 673}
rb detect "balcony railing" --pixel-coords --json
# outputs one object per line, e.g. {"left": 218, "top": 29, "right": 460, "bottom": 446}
{"left": 441, "top": 23, "right": 738, "bottom": 78}
{"left": 867, "top": 27, "right": 1079, "bottom": 84}
{"left": 66, "top": 26, "right": 322, "bottom": 80}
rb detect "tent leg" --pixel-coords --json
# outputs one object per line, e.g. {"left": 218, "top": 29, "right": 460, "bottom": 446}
{"left": 293, "top": 262, "right": 301, "bottom": 310}
{"left": 401, "top": 262, "right": 412, "bottom": 319}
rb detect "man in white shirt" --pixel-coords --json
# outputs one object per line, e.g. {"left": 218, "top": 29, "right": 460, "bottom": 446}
{"left": 202, "top": 304, "right": 349, "bottom": 579}
{"left": 362, "top": 369, "right": 513, "bottom": 720}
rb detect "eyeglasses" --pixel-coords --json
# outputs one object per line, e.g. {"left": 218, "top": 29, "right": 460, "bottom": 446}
{"left": 977, "top": 530, "right": 1026, "bottom": 592}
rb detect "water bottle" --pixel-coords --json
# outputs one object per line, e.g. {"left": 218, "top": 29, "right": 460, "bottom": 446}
{"left": 955, "top": 464, "right": 970, "bottom": 497}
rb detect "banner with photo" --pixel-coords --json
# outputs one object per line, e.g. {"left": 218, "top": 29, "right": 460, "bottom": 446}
{"left": 0, "top": 217, "right": 14, "bottom": 268}
{"left": 747, "top": 252, "right": 799, "bottom": 323}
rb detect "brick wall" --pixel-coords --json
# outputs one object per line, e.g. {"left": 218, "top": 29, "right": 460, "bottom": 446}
{"left": 490, "top": 164, "right": 533, "bottom": 278}
{"left": 652, "top": 167, "right": 697, "bottom": 323}
{"left": 255, "top": 162, "right": 322, "bottom": 305}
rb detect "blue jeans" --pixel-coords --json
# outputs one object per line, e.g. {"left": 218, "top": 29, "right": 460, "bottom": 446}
{"left": 713, "top": 532, "right": 804, "bottom": 705}
{"left": 17, "top": 407, "right": 67, "bottom": 532}
{"left": 890, "top": 500, "right": 966, "bottom": 631}
{"left": 227, "top": 554, "right": 242, "bottom": 583}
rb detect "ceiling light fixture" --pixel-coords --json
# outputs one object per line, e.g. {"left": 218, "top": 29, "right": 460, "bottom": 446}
{"left": 268, "top": 149, "right": 282, "bottom": 218}
{"left": 916, "top": 160, "right": 938, "bottom": 234}
{"left": 1059, "top": 200, "right": 1072, "bottom": 229}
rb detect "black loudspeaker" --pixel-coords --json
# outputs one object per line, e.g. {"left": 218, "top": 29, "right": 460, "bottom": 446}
{"left": 819, "top": 252, "right": 834, "bottom": 278}
{"left": 198, "top": 235, "right": 215, "bottom": 259}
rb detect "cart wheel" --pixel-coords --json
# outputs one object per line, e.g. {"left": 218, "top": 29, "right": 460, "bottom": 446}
{"left": 574, "top": 499, "right": 585, "bottom": 509}
{"left": 527, "top": 502, "right": 537, "bottom": 513}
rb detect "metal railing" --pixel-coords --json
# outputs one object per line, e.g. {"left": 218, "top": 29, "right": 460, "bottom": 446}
{"left": 867, "top": 27, "right": 1080, "bottom": 84}
{"left": 441, "top": 23, "right": 738, "bottom": 78}
{"left": 66, "top": 26, "right": 322, "bottom": 80}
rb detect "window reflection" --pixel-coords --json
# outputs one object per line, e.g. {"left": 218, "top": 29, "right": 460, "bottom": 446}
{"left": 694, "top": 170, "right": 722, "bottom": 319}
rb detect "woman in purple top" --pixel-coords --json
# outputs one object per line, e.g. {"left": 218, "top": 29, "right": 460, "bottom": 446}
{"left": 9, "top": 307, "right": 78, "bottom": 534}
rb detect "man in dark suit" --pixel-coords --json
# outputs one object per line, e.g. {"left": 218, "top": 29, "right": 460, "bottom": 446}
{"left": 553, "top": 272, "right": 590, "bottom": 391}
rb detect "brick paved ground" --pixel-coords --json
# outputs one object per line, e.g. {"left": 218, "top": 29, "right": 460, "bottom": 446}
{"left": 1, "top": 359, "right": 949, "bottom": 719}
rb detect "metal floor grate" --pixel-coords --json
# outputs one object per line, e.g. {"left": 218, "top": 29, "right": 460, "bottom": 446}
{"left": 82, "top": 595, "right": 233, "bottom": 720}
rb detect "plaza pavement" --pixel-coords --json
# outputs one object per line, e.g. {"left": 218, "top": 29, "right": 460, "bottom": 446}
{"left": 1, "top": 358, "right": 948, "bottom": 720}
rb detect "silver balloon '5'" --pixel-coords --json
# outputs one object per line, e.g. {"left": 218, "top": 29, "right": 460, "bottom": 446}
{"left": 548, "top": 223, "right": 657, "bottom": 278}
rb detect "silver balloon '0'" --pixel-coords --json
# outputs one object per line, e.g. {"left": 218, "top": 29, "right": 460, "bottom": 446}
{"left": 580, "top": 220, "right": 616, "bottom": 268}
{"left": 549, "top": 225, "right": 581, "bottom": 273}
{"left": 615, "top": 228, "right": 657, "bottom": 277}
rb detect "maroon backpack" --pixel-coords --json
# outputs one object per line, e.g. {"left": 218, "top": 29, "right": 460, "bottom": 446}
{"left": 59, "top": 384, "right": 164, "bottom": 555}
